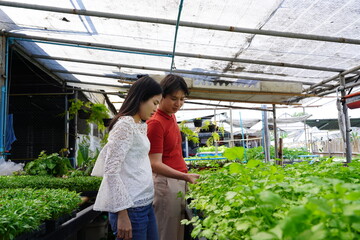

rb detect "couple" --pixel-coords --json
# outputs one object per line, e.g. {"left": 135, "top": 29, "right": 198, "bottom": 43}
{"left": 91, "top": 74, "right": 200, "bottom": 240}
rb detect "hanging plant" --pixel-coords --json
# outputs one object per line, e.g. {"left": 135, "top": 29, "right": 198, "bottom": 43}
{"left": 87, "top": 103, "right": 110, "bottom": 131}
{"left": 179, "top": 121, "right": 200, "bottom": 144}
{"left": 194, "top": 118, "right": 203, "bottom": 127}
{"left": 67, "top": 99, "right": 110, "bottom": 131}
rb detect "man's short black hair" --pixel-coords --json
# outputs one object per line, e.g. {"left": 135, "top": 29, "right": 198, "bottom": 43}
{"left": 160, "top": 74, "right": 189, "bottom": 97}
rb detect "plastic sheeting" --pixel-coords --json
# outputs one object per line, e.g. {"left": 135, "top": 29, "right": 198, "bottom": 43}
{"left": 0, "top": 0, "right": 360, "bottom": 106}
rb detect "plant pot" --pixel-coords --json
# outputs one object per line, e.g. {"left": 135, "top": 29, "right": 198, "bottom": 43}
{"left": 103, "top": 118, "right": 112, "bottom": 127}
{"left": 208, "top": 124, "right": 216, "bottom": 132}
{"left": 78, "top": 109, "right": 91, "bottom": 119}
{"left": 194, "top": 119, "right": 203, "bottom": 127}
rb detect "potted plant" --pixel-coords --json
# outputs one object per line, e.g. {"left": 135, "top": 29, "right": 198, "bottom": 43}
{"left": 194, "top": 118, "right": 203, "bottom": 127}
{"left": 88, "top": 103, "right": 110, "bottom": 131}
{"left": 68, "top": 99, "right": 91, "bottom": 119}
{"left": 68, "top": 99, "right": 110, "bottom": 131}
{"left": 179, "top": 121, "right": 200, "bottom": 144}
{"left": 206, "top": 131, "right": 220, "bottom": 147}
{"left": 200, "top": 120, "right": 217, "bottom": 132}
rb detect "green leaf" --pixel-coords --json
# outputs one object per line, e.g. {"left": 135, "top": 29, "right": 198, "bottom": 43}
{"left": 344, "top": 204, "right": 360, "bottom": 216}
{"left": 229, "top": 163, "right": 242, "bottom": 174}
{"left": 225, "top": 191, "right": 237, "bottom": 200}
{"left": 201, "top": 229, "right": 214, "bottom": 238}
{"left": 352, "top": 222, "right": 360, "bottom": 232}
{"left": 235, "top": 221, "right": 250, "bottom": 231}
{"left": 247, "top": 159, "right": 261, "bottom": 168}
{"left": 259, "top": 191, "right": 282, "bottom": 205}
{"left": 251, "top": 231, "right": 277, "bottom": 240}
{"left": 345, "top": 191, "right": 360, "bottom": 201}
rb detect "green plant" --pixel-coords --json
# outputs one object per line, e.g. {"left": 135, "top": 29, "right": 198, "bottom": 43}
{"left": 71, "top": 137, "right": 100, "bottom": 176}
{"left": 68, "top": 99, "right": 110, "bottom": 131}
{"left": 197, "top": 145, "right": 228, "bottom": 153}
{"left": 0, "top": 176, "right": 102, "bottom": 192}
{"left": 68, "top": 99, "right": 91, "bottom": 119}
{"left": 184, "top": 159, "right": 360, "bottom": 239}
{"left": 179, "top": 121, "right": 200, "bottom": 144}
{"left": 206, "top": 131, "right": 220, "bottom": 147}
{"left": 201, "top": 120, "right": 211, "bottom": 131}
{"left": 223, "top": 146, "right": 245, "bottom": 161}
{"left": 24, "top": 151, "right": 73, "bottom": 177}
{"left": 0, "top": 188, "right": 81, "bottom": 239}
{"left": 88, "top": 103, "right": 110, "bottom": 131}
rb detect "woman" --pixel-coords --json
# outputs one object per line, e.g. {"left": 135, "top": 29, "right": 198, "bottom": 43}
{"left": 92, "top": 76, "right": 162, "bottom": 240}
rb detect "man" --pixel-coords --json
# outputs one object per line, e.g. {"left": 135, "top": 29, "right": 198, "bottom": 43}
{"left": 147, "top": 74, "right": 200, "bottom": 240}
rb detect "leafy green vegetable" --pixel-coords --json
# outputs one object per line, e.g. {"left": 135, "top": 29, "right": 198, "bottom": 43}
{"left": 185, "top": 159, "right": 360, "bottom": 239}
{"left": 24, "top": 151, "right": 73, "bottom": 177}
{"left": 0, "top": 175, "right": 101, "bottom": 192}
{"left": 0, "top": 188, "right": 81, "bottom": 239}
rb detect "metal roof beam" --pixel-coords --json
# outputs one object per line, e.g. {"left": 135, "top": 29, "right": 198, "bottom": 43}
{"left": 65, "top": 79, "right": 130, "bottom": 89}
{"left": 37, "top": 55, "right": 332, "bottom": 86}
{"left": 185, "top": 100, "right": 273, "bottom": 112}
{"left": 304, "top": 64, "right": 360, "bottom": 93}
{"left": 52, "top": 69, "right": 136, "bottom": 81}
{"left": 1, "top": 1, "right": 360, "bottom": 45}
{"left": 32, "top": 53, "right": 347, "bottom": 74}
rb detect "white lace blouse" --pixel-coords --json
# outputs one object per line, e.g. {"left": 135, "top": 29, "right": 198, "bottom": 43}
{"left": 91, "top": 116, "right": 154, "bottom": 213}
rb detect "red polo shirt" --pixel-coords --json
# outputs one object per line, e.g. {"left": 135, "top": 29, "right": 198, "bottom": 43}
{"left": 147, "top": 109, "right": 188, "bottom": 173}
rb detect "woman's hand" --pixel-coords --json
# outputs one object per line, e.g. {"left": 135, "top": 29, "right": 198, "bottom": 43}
{"left": 117, "top": 210, "right": 132, "bottom": 239}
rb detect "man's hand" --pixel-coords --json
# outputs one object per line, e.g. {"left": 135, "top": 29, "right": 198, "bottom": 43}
{"left": 183, "top": 173, "right": 200, "bottom": 184}
{"left": 117, "top": 210, "right": 132, "bottom": 240}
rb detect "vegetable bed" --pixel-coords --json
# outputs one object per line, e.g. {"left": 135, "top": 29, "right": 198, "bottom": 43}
{"left": 184, "top": 159, "right": 360, "bottom": 240}
{"left": 0, "top": 176, "right": 101, "bottom": 192}
{"left": 0, "top": 188, "right": 81, "bottom": 240}
{"left": 0, "top": 175, "right": 102, "bottom": 240}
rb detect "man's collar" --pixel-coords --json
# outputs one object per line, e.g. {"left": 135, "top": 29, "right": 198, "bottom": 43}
{"left": 157, "top": 109, "right": 172, "bottom": 120}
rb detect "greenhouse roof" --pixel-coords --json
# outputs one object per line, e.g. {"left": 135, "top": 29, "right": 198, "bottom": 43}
{"left": 1, "top": 0, "right": 360, "bottom": 109}
{"left": 306, "top": 118, "right": 360, "bottom": 130}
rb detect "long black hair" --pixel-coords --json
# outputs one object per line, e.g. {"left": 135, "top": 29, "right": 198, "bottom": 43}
{"left": 109, "top": 76, "right": 162, "bottom": 131}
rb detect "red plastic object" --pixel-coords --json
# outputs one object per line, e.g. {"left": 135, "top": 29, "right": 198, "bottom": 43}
{"left": 344, "top": 91, "right": 360, "bottom": 109}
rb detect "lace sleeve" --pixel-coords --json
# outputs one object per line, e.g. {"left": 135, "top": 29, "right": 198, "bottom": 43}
{"left": 93, "top": 118, "right": 135, "bottom": 213}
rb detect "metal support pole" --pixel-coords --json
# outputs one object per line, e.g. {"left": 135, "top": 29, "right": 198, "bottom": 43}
{"left": 303, "top": 107, "right": 308, "bottom": 151}
{"left": 2, "top": 1, "right": 360, "bottom": 45}
{"left": 340, "top": 75, "right": 352, "bottom": 163}
{"left": 240, "top": 112, "right": 247, "bottom": 161}
{"left": 185, "top": 136, "right": 189, "bottom": 158}
{"left": 272, "top": 104, "right": 278, "bottom": 159}
{"left": 64, "top": 93, "right": 69, "bottom": 154}
{"left": 0, "top": 37, "right": 9, "bottom": 155}
{"left": 74, "top": 91, "right": 78, "bottom": 166}
{"left": 262, "top": 105, "right": 271, "bottom": 163}
{"left": 170, "top": 0, "right": 184, "bottom": 71}
{"left": 230, "top": 108, "right": 234, "bottom": 147}
{"left": 214, "top": 108, "right": 218, "bottom": 153}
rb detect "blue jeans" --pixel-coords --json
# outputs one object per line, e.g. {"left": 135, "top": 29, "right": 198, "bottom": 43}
{"left": 109, "top": 204, "right": 159, "bottom": 240}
